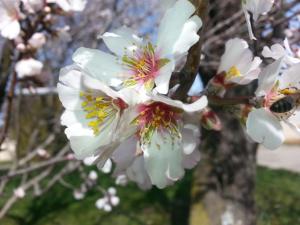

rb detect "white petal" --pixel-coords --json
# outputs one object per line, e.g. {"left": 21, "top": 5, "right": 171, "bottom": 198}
{"left": 57, "top": 83, "right": 82, "bottom": 110}
{"left": 72, "top": 47, "right": 124, "bottom": 86}
{"left": 181, "top": 123, "right": 200, "bottom": 155}
{"left": 218, "top": 38, "right": 249, "bottom": 73}
{"left": 171, "top": 15, "right": 202, "bottom": 58}
{"left": 246, "top": 108, "right": 285, "bottom": 150}
{"left": 61, "top": 110, "right": 86, "bottom": 127}
{"left": 1, "top": 20, "right": 20, "bottom": 40}
{"left": 154, "top": 60, "right": 175, "bottom": 94}
{"left": 255, "top": 58, "right": 283, "bottom": 97}
{"left": 59, "top": 65, "right": 83, "bottom": 90}
{"left": 66, "top": 116, "right": 119, "bottom": 159}
{"left": 142, "top": 130, "right": 184, "bottom": 188}
{"left": 151, "top": 94, "right": 208, "bottom": 113}
{"left": 279, "top": 63, "right": 300, "bottom": 90}
{"left": 157, "top": 0, "right": 196, "bottom": 57}
{"left": 101, "top": 26, "right": 142, "bottom": 56}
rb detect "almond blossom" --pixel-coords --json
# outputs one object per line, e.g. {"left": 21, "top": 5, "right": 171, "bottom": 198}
{"left": 73, "top": 0, "right": 202, "bottom": 94}
{"left": 111, "top": 94, "right": 207, "bottom": 189}
{"left": 242, "top": 0, "right": 274, "bottom": 40}
{"left": 28, "top": 32, "right": 47, "bottom": 49}
{"left": 58, "top": 65, "right": 134, "bottom": 160}
{"left": 0, "top": 0, "right": 21, "bottom": 39}
{"left": 246, "top": 59, "right": 300, "bottom": 149}
{"left": 207, "top": 38, "right": 261, "bottom": 96}
{"left": 15, "top": 58, "right": 43, "bottom": 78}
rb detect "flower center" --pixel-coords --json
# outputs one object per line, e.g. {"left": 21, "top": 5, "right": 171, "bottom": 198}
{"left": 80, "top": 92, "right": 125, "bottom": 135}
{"left": 132, "top": 102, "right": 181, "bottom": 144}
{"left": 122, "top": 42, "right": 170, "bottom": 91}
{"left": 226, "top": 66, "right": 241, "bottom": 80}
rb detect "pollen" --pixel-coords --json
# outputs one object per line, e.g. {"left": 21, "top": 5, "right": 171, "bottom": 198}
{"left": 122, "top": 42, "right": 170, "bottom": 90}
{"left": 133, "top": 102, "right": 182, "bottom": 144}
{"left": 226, "top": 66, "right": 241, "bottom": 79}
{"left": 80, "top": 92, "right": 116, "bottom": 135}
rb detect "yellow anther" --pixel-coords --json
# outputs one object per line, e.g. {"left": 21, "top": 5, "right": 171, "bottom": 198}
{"left": 280, "top": 88, "right": 297, "bottom": 95}
{"left": 226, "top": 66, "right": 241, "bottom": 79}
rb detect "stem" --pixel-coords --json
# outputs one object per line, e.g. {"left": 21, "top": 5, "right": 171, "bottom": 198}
{"left": 207, "top": 95, "right": 254, "bottom": 106}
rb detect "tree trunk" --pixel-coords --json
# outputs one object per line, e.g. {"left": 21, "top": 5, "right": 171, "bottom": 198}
{"left": 189, "top": 112, "right": 257, "bottom": 225}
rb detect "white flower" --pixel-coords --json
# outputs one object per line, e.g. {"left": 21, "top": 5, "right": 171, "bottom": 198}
{"left": 88, "top": 170, "right": 98, "bottom": 180}
{"left": 14, "top": 187, "right": 26, "bottom": 198}
{"left": 111, "top": 94, "right": 207, "bottom": 189}
{"left": 58, "top": 65, "right": 135, "bottom": 160}
{"left": 208, "top": 38, "right": 261, "bottom": 96}
{"left": 242, "top": 0, "right": 274, "bottom": 40}
{"left": 47, "top": 0, "right": 87, "bottom": 12}
{"left": 73, "top": 0, "right": 202, "bottom": 94}
{"left": 107, "top": 187, "right": 116, "bottom": 196}
{"left": 262, "top": 39, "right": 300, "bottom": 65}
{"left": 247, "top": 60, "right": 300, "bottom": 149}
{"left": 110, "top": 196, "right": 120, "bottom": 206}
{"left": 28, "top": 32, "right": 46, "bottom": 49}
{"left": 95, "top": 197, "right": 109, "bottom": 210}
{"left": 15, "top": 58, "right": 43, "bottom": 78}
{"left": 73, "top": 190, "right": 85, "bottom": 200}
{"left": 0, "top": 0, "right": 21, "bottom": 39}
{"left": 21, "top": 0, "right": 44, "bottom": 13}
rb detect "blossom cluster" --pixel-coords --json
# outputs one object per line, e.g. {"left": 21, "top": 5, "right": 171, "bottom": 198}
{"left": 58, "top": 0, "right": 207, "bottom": 189}
{"left": 0, "top": 0, "right": 87, "bottom": 79}
{"left": 58, "top": 0, "right": 300, "bottom": 192}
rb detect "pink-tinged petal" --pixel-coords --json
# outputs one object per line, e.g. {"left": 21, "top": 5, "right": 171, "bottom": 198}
{"left": 126, "top": 156, "right": 152, "bottom": 190}
{"left": 101, "top": 26, "right": 142, "bottom": 57}
{"left": 151, "top": 94, "right": 208, "bottom": 113}
{"left": 157, "top": 0, "right": 196, "bottom": 57}
{"left": 246, "top": 108, "right": 285, "bottom": 150}
{"left": 182, "top": 148, "right": 200, "bottom": 169}
{"left": 142, "top": 130, "right": 184, "bottom": 188}
{"left": 112, "top": 137, "right": 138, "bottom": 176}
{"left": 72, "top": 47, "right": 124, "bottom": 86}
{"left": 255, "top": 58, "right": 283, "bottom": 97}
{"left": 181, "top": 124, "right": 200, "bottom": 155}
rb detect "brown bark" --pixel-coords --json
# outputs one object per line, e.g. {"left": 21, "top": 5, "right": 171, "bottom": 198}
{"left": 190, "top": 112, "right": 257, "bottom": 225}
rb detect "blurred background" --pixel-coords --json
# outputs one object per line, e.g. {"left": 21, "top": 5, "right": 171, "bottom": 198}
{"left": 0, "top": 0, "right": 299, "bottom": 224}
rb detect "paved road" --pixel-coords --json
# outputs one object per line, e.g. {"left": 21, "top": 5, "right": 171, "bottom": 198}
{"left": 257, "top": 145, "right": 300, "bottom": 173}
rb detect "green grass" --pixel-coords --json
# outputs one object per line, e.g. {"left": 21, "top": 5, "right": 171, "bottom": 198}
{"left": 256, "top": 167, "right": 300, "bottom": 225}
{"left": 1, "top": 167, "right": 300, "bottom": 225}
